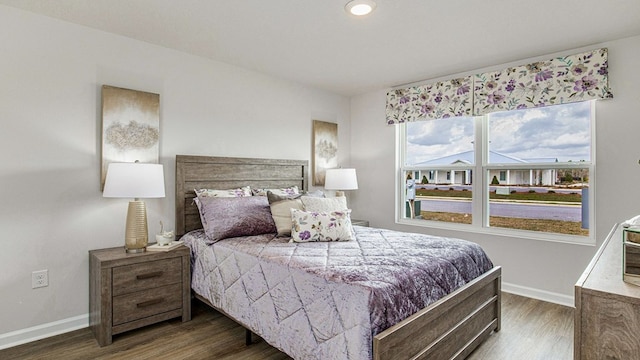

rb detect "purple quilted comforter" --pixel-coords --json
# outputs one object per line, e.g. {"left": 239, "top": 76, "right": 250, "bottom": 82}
{"left": 183, "top": 225, "right": 493, "bottom": 360}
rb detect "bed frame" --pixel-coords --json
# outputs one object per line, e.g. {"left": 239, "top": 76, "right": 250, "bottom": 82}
{"left": 175, "top": 154, "right": 501, "bottom": 360}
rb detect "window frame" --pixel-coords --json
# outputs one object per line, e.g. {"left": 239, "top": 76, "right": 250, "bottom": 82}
{"left": 396, "top": 102, "right": 596, "bottom": 246}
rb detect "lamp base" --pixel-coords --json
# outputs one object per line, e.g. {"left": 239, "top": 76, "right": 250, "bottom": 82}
{"left": 124, "top": 200, "right": 148, "bottom": 253}
{"left": 125, "top": 247, "right": 146, "bottom": 254}
{"left": 335, "top": 190, "right": 345, "bottom": 197}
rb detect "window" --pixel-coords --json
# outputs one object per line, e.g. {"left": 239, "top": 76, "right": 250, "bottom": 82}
{"left": 401, "top": 101, "right": 594, "bottom": 241}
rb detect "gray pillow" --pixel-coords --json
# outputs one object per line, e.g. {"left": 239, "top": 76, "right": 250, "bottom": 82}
{"left": 267, "top": 191, "right": 304, "bottom": 237}
{"left": 267, "top": 190, "right": 326, "bottom": 237}
{"left": 196, "top": 196, "right": 276, "bottom": 243}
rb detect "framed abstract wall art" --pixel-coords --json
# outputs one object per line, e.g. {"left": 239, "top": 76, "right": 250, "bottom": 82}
{"left": 101, "top": 85, "right": 160, "bottom": 190}
{"left": 312, "top": 120, "right": 338, "bottom": 186}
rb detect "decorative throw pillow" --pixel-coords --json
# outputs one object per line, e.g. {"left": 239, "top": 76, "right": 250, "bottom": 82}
{"left": 290, "top": 208, "right": 355, "bottom": 242}
{"left": 196, "top": 196, "right": 276, "bottom": 243}
{"left": 300, "top": 196, "right": 348, "bottom": 213}
{"left": 195, "top": 186, "right": 252, "bottom": 198}
{"left": 194, "top": 186, "right": 252, "bottom": 230}
{"left": 252, "top": 185, "right": 299, "bottom": 197}
{"left": 267, "top": 191, "right": 304, "bottom": 237}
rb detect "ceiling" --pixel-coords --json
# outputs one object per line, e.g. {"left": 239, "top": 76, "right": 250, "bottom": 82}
{"left": 2, "top": 0, "right": 640, "bottom": 96}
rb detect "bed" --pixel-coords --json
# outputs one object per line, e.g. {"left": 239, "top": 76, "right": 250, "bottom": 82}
{"left": 175, "top": 154, "right": 501, "bottom": 360}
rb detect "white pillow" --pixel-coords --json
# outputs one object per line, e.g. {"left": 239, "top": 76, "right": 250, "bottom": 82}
{"left": 290, "top": 208, "right": 354, "bottom": 242}
{"left": 195, "top": 186, "right": 252, "bottom": 197}
{"left": 252, "top": 185, "right": 299, "bottom": 197}
{"left": 300, "top": 196, "right": 347, "bottom": 213}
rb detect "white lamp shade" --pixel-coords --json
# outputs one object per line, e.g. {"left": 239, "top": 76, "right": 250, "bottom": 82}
{"left": 324, "top": 168, "right": 358, "bottom": 191}
{"left": 103, "top": 162, "right": 165, "bottom": 198}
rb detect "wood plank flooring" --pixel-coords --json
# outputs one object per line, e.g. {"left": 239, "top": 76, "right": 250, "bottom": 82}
{"left": 467, "top": 292, "right": 573, "bottom": 360}
{"left": 0, "top": 292, "right": 573, "bottom": 360}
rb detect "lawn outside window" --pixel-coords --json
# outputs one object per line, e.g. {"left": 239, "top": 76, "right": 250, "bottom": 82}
{"left": 398, "top": 101, "right": 595, "bottom": 244}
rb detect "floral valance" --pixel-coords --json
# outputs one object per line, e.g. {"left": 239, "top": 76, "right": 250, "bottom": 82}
{"left": 385, "top": 77, "right": 473, "bottom": 124}
{"left": 386, "top": 48, "right": 612, "bottom": 124}
{"left": 473, "top": 48, "right": 612, "bottom": 116}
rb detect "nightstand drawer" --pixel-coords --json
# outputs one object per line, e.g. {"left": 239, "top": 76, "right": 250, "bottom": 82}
{"left": 112, "top": 283, "right": 183, "bottom": 325}
{"left": 112, "top": 257, "right": 182, "bottom": 296}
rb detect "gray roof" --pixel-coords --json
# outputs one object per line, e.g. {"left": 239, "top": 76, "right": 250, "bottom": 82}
{"left": 414, "top": 151, "right": 558, "bottom": 166}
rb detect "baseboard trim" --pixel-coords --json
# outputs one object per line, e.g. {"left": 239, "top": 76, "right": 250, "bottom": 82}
{"left": 0, "top": 314, "right": 88, "bottom": 350}
{"left": 502, "top": 281, "right": 574, "bottom": 308}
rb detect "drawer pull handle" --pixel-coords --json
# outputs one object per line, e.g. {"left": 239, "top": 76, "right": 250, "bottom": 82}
{"left": 136, "top": 271, "right": 163, "bottom": 280}
{"left": 137, "top": 298, "right": 163, "bottom": 308}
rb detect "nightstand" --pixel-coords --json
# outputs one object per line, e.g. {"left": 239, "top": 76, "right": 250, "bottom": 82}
{"left": 352, "top": 219, "right": 370, "bottom": 227}
{"left": 89, "top": 246, "right": 191, "bottom": 346}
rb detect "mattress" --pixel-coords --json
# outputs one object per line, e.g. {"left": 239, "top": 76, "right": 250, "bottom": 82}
{"left": 183, "top": 225, "right": 494, "bottom": 360}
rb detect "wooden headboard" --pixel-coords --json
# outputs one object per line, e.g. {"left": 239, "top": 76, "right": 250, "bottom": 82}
{"left": 175, "top": 155, "right": 309, "bottom": 237}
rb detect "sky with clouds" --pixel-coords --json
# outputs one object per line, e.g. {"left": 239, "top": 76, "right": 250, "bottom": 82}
{"left": 406, "top": 101, "right": 592, "bottom": 165}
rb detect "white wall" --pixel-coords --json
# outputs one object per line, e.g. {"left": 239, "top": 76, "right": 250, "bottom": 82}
{"left": 0, "top": 5, "right": 350, "bottom": 343}
{"left": 350, "top": 35, "right": 640, "bottom": 304}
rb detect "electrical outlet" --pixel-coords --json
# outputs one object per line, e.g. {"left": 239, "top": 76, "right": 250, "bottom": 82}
{"left": 32, "top": 270, "right": 48, "bottom": 289}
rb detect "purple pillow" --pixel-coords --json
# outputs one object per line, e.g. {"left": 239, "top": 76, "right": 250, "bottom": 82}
{"left": 197, "top": 196, "right": 277, "bottom": 243}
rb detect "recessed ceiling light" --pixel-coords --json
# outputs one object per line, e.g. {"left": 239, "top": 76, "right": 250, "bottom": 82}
{"left": 345, "top": 0, "right": 377, "bottom": 16}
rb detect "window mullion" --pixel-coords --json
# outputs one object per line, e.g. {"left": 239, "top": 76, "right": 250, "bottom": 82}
{"left": 397, "top": 124, "right": 406, "bottom": 223}
{"left": 471, "top": 116, "right": 485, "bottom": 227}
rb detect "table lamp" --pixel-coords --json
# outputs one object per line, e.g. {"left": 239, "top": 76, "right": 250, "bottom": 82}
{"left": 324, "top": 168, "right": 358, "bottom": 197}
{"left": 103, "top": 162, "right": 165, "bottom": 253}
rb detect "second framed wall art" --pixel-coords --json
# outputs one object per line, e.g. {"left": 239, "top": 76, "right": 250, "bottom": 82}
{"left": 312, "top": 120, "right": 338, "bottom": 186}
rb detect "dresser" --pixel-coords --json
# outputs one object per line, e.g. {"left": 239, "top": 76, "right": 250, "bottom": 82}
{"left": 574, "top": 224, "right": 640, "bottom": 359}
{"left": 89, "top": 246, "right": 191, "bottom": 346}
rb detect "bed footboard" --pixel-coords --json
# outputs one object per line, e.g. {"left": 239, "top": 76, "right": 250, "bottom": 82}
{"left": 373, "top": 266, "right": 501, "bottom": 360}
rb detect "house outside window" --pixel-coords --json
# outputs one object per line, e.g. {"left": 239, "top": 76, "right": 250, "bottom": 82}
{"left": 400, "top": 101, "right": 594, "bottom": 243}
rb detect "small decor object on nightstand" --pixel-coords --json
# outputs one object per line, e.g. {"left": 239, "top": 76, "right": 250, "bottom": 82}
{"left": 155, "top": 232, "right": 174, "bottom": 246}
{"left": 155, "top": 221, "right": 174, "bottom": 246}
